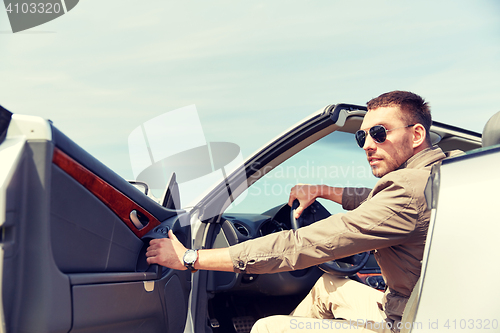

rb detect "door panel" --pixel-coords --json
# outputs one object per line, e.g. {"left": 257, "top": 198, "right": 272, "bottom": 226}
{"left": 2, "top": 120, "right": 192, "bottom": 332}
{"left": 50, "top": 165, "right": 143, "bottom": 273}
{"left": 52, "top": 148, "right": 161, "bottom": 238}
{"left": 71, "top": 282, "right": 166, "bottom": 333}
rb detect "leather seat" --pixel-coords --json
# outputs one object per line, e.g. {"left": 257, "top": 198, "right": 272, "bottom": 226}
{"left": 482, "top": 111, "right": 500, "bottom": 147}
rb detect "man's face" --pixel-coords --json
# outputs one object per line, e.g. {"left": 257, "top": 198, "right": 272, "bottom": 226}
{"left": 359, "top": 106, "right": 415, "bottom": 178}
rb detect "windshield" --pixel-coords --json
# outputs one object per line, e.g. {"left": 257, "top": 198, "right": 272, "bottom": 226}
{"left": 227, "top": 131, "right": 378, "bottom": 215}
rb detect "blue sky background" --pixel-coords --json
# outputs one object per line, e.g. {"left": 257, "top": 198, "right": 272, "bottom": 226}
{"left": 1, "top": 0, "right": 499, "bottom": 190}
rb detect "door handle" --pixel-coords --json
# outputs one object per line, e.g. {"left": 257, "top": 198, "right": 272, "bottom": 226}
{"left": 130, "top": 209, "right": 149, "bottom": 230}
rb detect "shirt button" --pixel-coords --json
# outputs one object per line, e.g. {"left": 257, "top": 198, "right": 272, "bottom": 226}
{"left": 238, "top": 260, "right": 245, "bottom": 269}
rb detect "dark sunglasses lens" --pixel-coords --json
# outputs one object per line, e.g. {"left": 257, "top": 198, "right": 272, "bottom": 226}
{"left": 369, "top": 125, "right": 387, "bottom": 143}
{"left": 355, "top": 130, "right": 366, "bottom": 148}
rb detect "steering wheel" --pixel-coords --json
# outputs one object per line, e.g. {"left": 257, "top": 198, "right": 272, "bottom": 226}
{"left": 290, "top": 200, "right": 370, "bottom": 276}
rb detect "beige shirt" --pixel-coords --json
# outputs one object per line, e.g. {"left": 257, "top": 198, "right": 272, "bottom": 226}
{"left": 228, "top": 146, "right": 449, "bottom": 321}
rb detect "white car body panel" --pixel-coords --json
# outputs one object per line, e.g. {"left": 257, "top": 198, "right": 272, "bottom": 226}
{"left": 411, "top": 149, "right": 500, "bottom": 332}
{"left": 6, "top": 114, "right": 52, "bottom": 141}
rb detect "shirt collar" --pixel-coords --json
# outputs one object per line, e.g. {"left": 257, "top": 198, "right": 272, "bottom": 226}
{"left": 397, "top": 146, "right": 446, "bottom": 170}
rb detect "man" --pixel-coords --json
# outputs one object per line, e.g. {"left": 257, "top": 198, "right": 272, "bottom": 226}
{"left": 146, "top": 91, "right": 449, "bottom": 332}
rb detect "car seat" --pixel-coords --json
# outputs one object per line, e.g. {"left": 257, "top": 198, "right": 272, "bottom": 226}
{"left": 482, "top": 110, "right": 500, "bottom": 147}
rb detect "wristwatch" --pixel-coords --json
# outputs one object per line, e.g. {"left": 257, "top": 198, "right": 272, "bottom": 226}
{"left": 183, "top": 249, "right": 198, "bottom": 272}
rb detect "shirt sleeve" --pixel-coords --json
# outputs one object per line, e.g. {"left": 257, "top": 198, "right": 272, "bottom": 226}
{"left": 341, "top": 187, "right": 372, "bottom": 210}
{"left": 228, "top": 172, "right": 422, "bottom": 274}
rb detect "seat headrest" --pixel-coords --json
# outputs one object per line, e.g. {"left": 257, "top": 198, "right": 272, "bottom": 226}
{"left": 482, "top": 111, "right": 500, "bottom": 147}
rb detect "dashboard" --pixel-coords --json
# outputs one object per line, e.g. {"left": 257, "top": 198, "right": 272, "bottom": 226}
{"left": 207, "top": 201, "right": 383, "bottom": 296}
{"left": 142, "top": 200, "right": 384, "bottom": 296}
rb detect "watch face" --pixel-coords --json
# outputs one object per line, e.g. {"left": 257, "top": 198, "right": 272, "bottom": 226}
{"left": 184, "top": 250, "right": 197, "bottom": 264}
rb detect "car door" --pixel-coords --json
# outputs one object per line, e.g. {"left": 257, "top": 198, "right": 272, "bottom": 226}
{"left": 0, "top": 106, "right": 192, "bottom": 333}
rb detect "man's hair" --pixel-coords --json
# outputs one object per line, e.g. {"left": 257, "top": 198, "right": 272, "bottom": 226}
{"left": 367, "top": 91, "right": 432, "bottom": 144}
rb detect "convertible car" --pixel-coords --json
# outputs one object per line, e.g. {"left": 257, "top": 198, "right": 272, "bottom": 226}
{"left": 1, "top": 103, "right": 498, "bottom": 333}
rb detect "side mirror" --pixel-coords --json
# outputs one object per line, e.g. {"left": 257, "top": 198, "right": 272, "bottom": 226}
{"left": 160, "top": 172, "right": 181, "bottom": 210}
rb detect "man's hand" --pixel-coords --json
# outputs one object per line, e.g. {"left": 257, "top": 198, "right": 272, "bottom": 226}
{"left": 288, "top": 184, "right": 322, "bottom": 219}
{"left": 288, "top": 184, "right": 344, "bottom": 219}
{"left": 146, "top": 230, "right": 187, "bottom": 270}
{"left": 146, "top": 230, "right": 234, "bottom": 272}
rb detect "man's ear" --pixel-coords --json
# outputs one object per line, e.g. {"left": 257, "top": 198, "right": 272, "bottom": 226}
{"left": 412, "top": 124, "right": 427, "bottom": 149}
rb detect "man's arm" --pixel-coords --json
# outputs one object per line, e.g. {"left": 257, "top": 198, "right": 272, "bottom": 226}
{"left": 229, "top": 174, "right": 419, "bottom": 275}
{"left": 146, "top": 185, "right": 369, "bottom": 272}
{"left": 146, "top": 185, "right": 343, "bottom": 272}
{"left": 288, "top": 184, "right": 344, "bottom": 218}
{"left": 146, "top": 185, "right": 345, "bottom": 272}
{"left": 146, "top": 230, "right": 234, "bottom": 272}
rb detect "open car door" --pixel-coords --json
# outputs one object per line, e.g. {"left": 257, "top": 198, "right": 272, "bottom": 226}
{"left": 0, "top": 106, "right": 192, "bottom": 333}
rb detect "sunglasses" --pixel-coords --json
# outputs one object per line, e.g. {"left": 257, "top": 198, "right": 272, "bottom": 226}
{"left": 355, "top": 124, "right": 415, "bottom": 148}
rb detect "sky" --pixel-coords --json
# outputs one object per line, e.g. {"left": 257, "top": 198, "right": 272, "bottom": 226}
{"left": 1, "top": 0, "right": 499, "bottom": 190}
